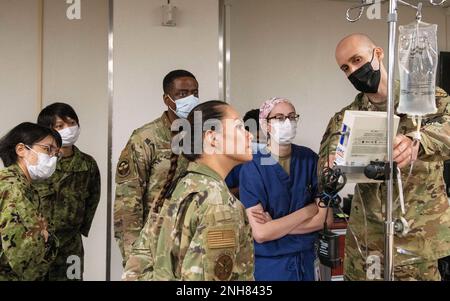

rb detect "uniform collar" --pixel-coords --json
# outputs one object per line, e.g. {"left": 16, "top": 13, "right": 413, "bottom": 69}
{"left": 161, "top": 111, "right": 172, "bottom": 129}
{"left": 160, "top": 111, "right": 175, "bottom": 143}
{"left": 9, "top": 163, "right": 31, "bottom": 186}
{"left": 187, "top": 161, "right": 224, "bottom": 183}
{"left": 57, "top": 146, "right": 89, "bottom": 172}
{"left": 358, "top": 80, "right": 401, "bottom": 112}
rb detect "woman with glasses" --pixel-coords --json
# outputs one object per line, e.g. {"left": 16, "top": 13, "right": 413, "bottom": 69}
{"left": 239, "top": 97, "right": 333, "bottom": 281}
{"left": 0, "top": 122, "right": 61, "bottom": 280}
{"left": 34, "top": 103, "right": 101, "bottom": 281}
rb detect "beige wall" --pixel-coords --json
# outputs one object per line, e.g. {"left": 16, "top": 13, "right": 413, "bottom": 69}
{"left": 228, "top": 0, "right": 449, "bottom": 196}
{"left": 0, "top": 0, "right": 41, "bottom": 137}
{"left": 111, "top": 0, "right": 220, "bottom": 281}
{"left": 0, "top": 0, "right": 109, "bottom": 280}
{"left": 229, "top": 0, "right": 450, "bottom": 152}
{"left": 447, "top": 7, "right": 450, "bottom": 50}
{"left": 42, "top": 0, "right": 109, "bottom": 281}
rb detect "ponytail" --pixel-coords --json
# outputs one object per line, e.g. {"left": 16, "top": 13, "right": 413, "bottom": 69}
{"left": 153, "top": 152, "right": 179, "bottom": 213}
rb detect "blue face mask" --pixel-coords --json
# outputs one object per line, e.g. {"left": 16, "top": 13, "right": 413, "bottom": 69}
{"left": 168, "top": 94, "right": 200, "bottom": 119}
{"left": 251, "top": 142, "right": 267, "bottom": 154}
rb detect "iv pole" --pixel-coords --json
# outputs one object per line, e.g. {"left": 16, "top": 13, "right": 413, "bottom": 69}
{"left": 386, "top": 0, "right": 398, "bottom": 281}
{"left": 345, "top": 0, "right": 447, "bottom": 281}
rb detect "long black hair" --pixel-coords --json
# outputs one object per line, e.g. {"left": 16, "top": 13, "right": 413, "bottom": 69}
{"left": 37, "top": 102, "right": 80, "bottom": 128}
{"left": 0, "top": 122, "right": 62, "bottom": 167}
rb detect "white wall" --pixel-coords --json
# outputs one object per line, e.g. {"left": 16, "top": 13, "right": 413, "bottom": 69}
{"left": 42, "top": 0, "right": 109, "bottom": 281}
{"left": 111, "top": 0, "right": 220, "bottom": 281}
{"left": 0, "top": 0, "right": 41, "bottom": 137}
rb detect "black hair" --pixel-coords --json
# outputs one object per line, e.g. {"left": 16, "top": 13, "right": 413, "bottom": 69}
{"left": 37, "top": 102, "right": 80, "bottom": 128}
{"left": 163, "top": 70, "right": 197, "bottom": 94}
{"left": 0, "top": 122, "right": 62, "bottom": 167}
{"left": 243, "top": 109, "right": 260, "bottom": 133}
{"left": 153, "top": 100, "right": 229, "bottom": 213}
{"left": 183, "top": 100, "right": 230, "bottom": 162}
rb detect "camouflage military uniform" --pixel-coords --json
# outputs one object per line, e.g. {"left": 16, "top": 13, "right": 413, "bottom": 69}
{"left": 0, "top": 164, "right": 58, "bottom": 281}
{"left": 114, "top": 112, "right": 188, "bottom": 265}
{"left": 319, "top": 81, "right": 450, "bottom": 281}
{"left": 34, "top": 146, "right": 100, "bottom": 281}
{"left": 124, "top": 162, "right": 254, "bottom": 281}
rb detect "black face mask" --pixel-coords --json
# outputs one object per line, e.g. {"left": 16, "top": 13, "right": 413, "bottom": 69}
{"left": 348, "top": 50, "right": 381, "bottom": 94}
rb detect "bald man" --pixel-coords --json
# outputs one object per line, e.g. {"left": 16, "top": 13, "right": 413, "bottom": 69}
{"left": 319, "top": 33, "right": 450, "bottom": 281}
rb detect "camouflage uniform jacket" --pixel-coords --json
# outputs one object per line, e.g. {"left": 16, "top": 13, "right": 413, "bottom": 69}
{"left": 114, "top": 112, "right": 188, "bottom": 264}
{"left": 0, "top": 164, "right": 58, "bottom": 281}
{"left": 33, "top": 146, "right": 100, "bottom": 280}
{"left": 34, "top": 146, "right": 100, "bottom": 239}
{"left": 124, "top": 162, "right": 254, "bottom": 281}
{"left": 318, "top": 81, "right": 450, "bottom": 268}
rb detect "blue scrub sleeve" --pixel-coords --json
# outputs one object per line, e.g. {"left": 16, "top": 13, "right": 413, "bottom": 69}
{"left": 239, "top": 162, "right": 266, "bottom": 209}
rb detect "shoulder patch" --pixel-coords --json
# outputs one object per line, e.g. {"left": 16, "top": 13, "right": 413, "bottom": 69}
{"left": 207, "top": 229, "right": 236, "bottom": 249}
{"left": 214, "top": 253, "right": 234, "bottom": 281}
{"left": 117, "top": 160, "right": 131, "bottom": 178}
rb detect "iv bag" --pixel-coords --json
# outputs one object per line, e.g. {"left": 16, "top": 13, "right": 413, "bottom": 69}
{"left": 398, "top": 22, "right": 438, "bottom": 116}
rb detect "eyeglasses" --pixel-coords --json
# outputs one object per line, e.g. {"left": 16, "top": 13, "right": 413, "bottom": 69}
{"left": 29, "top": 143, "right": 61, "bottom": 158}
{"left": 267, "top": 114, "right": 300, "bottom": 123}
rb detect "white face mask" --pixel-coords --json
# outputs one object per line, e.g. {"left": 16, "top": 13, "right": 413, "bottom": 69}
{"left": 25, "top": 147, "right": 58, "bottom": 181}
{"left": 168, "top": 94, "right": 200, "bottom": 119}
{"left": 271, "top": 119, "right": 297, "bottom": 145}
{"left": 58, "top": 126, "right": 80, "bottom": 147}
